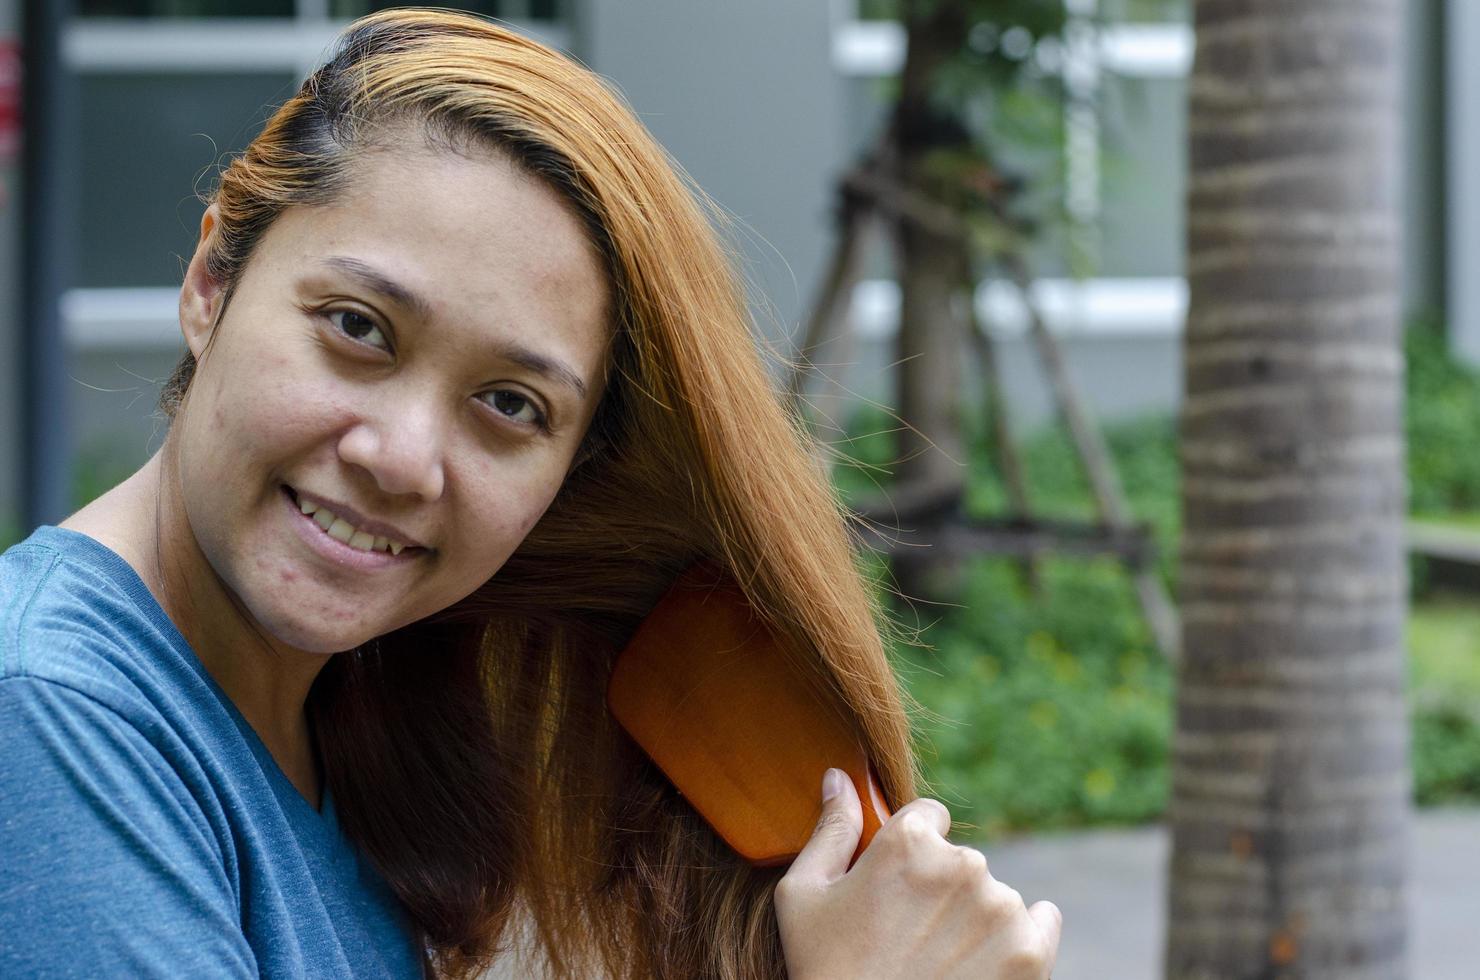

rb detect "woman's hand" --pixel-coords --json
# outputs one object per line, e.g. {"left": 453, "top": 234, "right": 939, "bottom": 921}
{"left": 775, "top": 769, "right": 1061, "bottom": 979}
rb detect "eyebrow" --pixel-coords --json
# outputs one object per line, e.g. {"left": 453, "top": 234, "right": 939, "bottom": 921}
{"left": 323, "top": 255, "right": 434, "bottom": 322}
{"left": 318, "top": 255, "right": 590, "bottom": 400}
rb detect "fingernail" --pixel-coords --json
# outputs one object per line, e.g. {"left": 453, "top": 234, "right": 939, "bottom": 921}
{"left": 822, "top": 768, "right": 845, "bottom": 802}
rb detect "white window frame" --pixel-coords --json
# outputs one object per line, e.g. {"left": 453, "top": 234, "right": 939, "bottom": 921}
{"left": 66, "top": 11, "right": 569, "bottom": 76}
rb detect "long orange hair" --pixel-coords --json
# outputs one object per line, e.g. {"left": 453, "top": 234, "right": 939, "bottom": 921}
{"left": 162, "top": 10, "right": 922, "bottom": 978}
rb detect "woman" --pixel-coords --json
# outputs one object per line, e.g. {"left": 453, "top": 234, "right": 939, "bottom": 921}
{"left": 0, "top": 9, "right": 1060, "bottom": 979}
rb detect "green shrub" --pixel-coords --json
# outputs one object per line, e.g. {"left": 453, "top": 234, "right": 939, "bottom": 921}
{"left": 831, "top": 331, "right": 1480, "bottom": 836}
{"left": 1412, "top": 705, "right": 1480, "bottom": 803}
{"left": 1406, "top": 325, "right": 1480, "bottom": 515}
{"left": 1407, "top": 599, "right": 1480, "bottom": 804}
{"left": 897, "top": 556, "right": 1172, "bottom": 836}
{"left": 834, "top": 405, "right": 1180, "bottom": 835}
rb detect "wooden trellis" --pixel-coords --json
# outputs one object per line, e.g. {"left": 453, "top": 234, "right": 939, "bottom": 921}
{"left": 790, "top": 153, "right": 1181, "bottom": 663}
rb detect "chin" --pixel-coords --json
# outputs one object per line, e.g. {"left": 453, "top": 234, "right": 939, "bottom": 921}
{"left": 252, "top": 606, "right": 384, "bottom": 656}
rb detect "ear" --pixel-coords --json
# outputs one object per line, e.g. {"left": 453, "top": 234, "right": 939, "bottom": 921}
{"left": 179, "top": 204, "right": 225, "bottom": 359}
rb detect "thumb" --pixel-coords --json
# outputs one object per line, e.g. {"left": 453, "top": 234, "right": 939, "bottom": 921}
{"left": 785, "top": 768, "right": 863, "bottom": 885}
{"left": 1028, "top": 900, "right": 1063, "bottom": 969}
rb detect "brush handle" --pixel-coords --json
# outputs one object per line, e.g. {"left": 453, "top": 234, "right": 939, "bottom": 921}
{"left": 848, "top": 763, "right": 893, "bottom": 869}
{"left": 608, "top": 563, "right": 897, "bottom": 869}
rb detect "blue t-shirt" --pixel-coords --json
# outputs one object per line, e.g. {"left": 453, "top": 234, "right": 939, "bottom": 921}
{"left": 0, "top": 526, "right": 426, "bottom": 978}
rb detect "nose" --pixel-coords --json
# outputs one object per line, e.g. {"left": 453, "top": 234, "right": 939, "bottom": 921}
{"left": 336, "top": 393, "right": 447, "bottom": 501}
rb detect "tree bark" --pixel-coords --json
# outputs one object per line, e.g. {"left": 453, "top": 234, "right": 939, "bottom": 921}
{"left": 888, "top": 0, "right": 972, "bottom": 608}
{"left": 1166, "top": 1, "right": 1411, "bottom": 977}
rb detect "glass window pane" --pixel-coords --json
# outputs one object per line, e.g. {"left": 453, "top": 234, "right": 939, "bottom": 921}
{"left": 77, "top": 71, "right": 297, "bottom": 287}
{"left": 1098, "top": 74, "right": 1185, "bottom": 277}
{"left": 80, "top": 1, "right": 295, "bottom": 16}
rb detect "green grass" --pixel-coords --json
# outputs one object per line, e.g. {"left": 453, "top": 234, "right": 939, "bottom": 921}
{"left": 1412, "top": 513, "right": 1480, "bottom": 534}
{"left": 1409, "top": 598, "right": 1480, "bottom": 804}
{"left": 1410, "top": 599, "right": 1480, "bottom": 699}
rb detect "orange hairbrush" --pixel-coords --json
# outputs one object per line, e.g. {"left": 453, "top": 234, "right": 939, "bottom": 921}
{"left": 607, "top": 564, "right": 892, "bottom": 868}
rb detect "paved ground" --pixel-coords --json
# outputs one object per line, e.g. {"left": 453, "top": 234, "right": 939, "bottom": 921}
{"left": 980, "top": 805, "right": 1479, "bottom": 979}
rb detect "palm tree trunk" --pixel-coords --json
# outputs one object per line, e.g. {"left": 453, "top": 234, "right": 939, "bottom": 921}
{"left": 1166, "top": 1, "right": 1411, "bottom": 977}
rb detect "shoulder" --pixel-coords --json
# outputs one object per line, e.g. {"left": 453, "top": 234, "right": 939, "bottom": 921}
{"left": 0, "top": 674, "right": 213, "bottom": 838}
{"left": 0, "top": 530, "right": 178, "bottom": 704}
{"left": 0, "top": 676, "right": 258, "bottom": 977}
{"left": 0, "top": 532, "right": 235, "bottom": 833}
{"left": 0, "top": 676, "right": 243, "bottom": 902}
{"left": 0, "top": 672, "right": 211, "bottom": 822}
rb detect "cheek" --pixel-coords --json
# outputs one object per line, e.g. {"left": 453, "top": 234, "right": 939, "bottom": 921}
{"left": 472, "top": 487, "right": 556, "bottom": 551}
{"left": 460, "top": 457, "right": 571, "bottom": 552}
{"left": 212, "top": 359, "right": 358, "bottom": 460}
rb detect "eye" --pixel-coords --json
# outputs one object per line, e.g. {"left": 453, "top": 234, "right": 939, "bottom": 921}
{"left": 328, "top": 309, "right": 391, "bottom": 351}
{"left": 479, "top": 389, "right": 548, "bottom": 429}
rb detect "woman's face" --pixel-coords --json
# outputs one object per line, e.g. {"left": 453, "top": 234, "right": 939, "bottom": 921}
{"left": 173, "top": 142, "right": 611, "bottom": 654}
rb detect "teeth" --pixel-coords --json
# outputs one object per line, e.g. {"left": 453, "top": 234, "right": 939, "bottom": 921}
{"left": 295, "top": 492, "right": 411, "bottom": 555}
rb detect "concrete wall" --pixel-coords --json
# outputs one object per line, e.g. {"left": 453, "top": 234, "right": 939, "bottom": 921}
{"left": 814, "top": 329, "right": 1181, "bottom": 436}
{"left": 571, "top": 0, "right": 846, "bottom": 355}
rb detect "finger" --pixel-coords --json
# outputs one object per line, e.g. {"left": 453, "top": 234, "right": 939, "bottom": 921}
{"left": 785, "top": 768, "right": 863, "bottom": 886}
{"left": 1028, "top": 900, "right": 1063, "bottom": 971}
{"left": 887, "top": 796, "right": 952, "bottom": 839}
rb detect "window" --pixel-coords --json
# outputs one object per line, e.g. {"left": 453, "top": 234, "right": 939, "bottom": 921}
{"left": 81, "top": 1, "right": 294, "bottom": 17}
{"left": 79, "top": 1, "right": 565, "bottom": 21}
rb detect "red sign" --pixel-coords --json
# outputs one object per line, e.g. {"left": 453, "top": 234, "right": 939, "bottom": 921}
{"left": 0, "top": 36, "right": 19, "bottom": 163}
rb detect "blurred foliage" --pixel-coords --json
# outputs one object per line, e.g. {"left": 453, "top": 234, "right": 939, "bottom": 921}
{"left": 1406, "top": 323, "right": 1480, "bottom": 515}
{"left": 72, "top": 445, "right": 139, "bottom": 515}
{"left": 837, "top": 402, "right": 1177, "bottom": 836}
{"left": 1107, "top": 0, "right": 1189, "bottom": 22}
{"left": 894, "top": 556, "right": 1174, "bottom": 837}
{"left": 834, "top": 326, "right": 1480, "bottom": 837}
{"left": 854, "top": 0, "right": 1192, "bottom": 276}
{"left": 1409, "top": 600, "right": 1480, "bottom": 804}
{"left": 856, "top": 0, "right": 1081, "bottom": 272}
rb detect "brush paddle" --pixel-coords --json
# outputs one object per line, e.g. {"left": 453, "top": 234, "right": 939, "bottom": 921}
{"left": 607, "top": 564, "right": 892, "bottom": 868}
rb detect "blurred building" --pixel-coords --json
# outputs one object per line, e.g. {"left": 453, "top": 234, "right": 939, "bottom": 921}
{"left": 0, "top": 0, "right": 1455, "bottom": 528}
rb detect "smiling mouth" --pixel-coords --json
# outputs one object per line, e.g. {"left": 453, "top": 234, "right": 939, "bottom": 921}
{"left": 284, "top": 487, "right": 417, "bottom": 556}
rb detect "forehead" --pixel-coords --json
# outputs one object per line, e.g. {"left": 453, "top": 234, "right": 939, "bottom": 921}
{"left": 250, "top": 142, "right": 613, "bottom": 384}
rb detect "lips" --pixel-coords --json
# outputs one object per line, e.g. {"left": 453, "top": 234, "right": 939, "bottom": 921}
{"left": 283, "top": 486, "right": 427, "bottom": 557}
{"left": 279, "top": 488, "right": 426, "bottom": 571}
